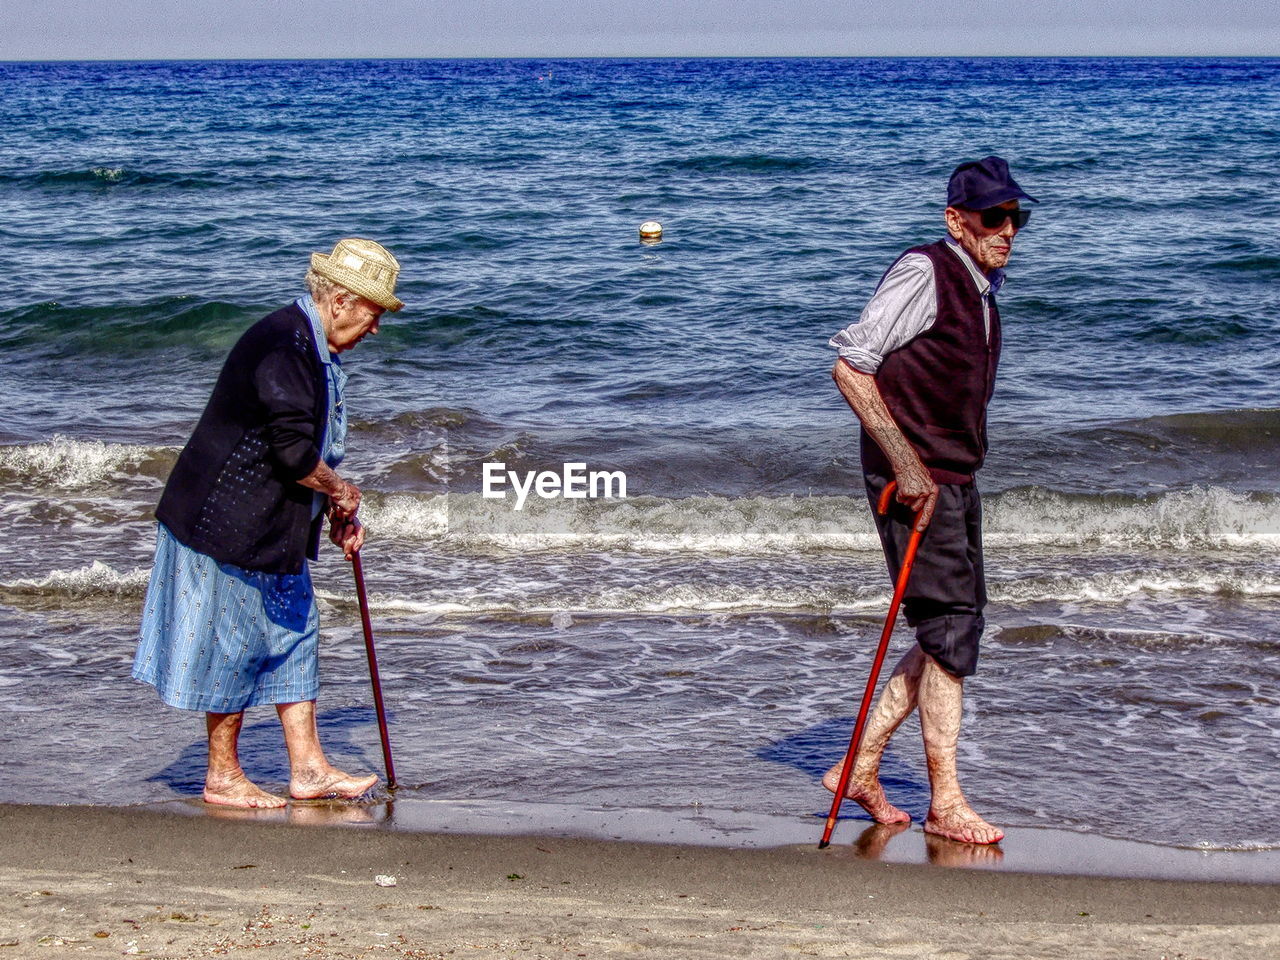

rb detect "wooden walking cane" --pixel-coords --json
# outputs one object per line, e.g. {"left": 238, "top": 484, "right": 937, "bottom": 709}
{"left": 352, "top": 551, "right": 397, "bottom": 788}
{"left": 818, "top": 480, "right": 928, "bottom": 848}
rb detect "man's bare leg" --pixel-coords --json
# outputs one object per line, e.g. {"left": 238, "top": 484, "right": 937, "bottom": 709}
{"left": 277, "top": 701, "right": 379, "bottom": 800}
{"left": 204, "top": 711, "right": 287, "bottom": 808}
{"left": 821, "top": 644, "right": 927, "bottom": 823}
{"left": 917, "top": 657, "right": 1003, "bottom": 844}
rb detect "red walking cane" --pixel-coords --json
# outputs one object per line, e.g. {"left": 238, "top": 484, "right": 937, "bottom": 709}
{"left": 352, "top": 551, "right": 397, "bottom": 789}
{"left": 818, "top": 480, "right": 928, "bottom": 848}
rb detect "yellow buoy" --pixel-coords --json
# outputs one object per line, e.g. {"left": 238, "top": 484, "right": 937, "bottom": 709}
{"left": 639, "top": 220, "right": 663, "bottom": 243}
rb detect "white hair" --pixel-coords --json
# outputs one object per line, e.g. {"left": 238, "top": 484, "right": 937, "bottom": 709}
{"left": 305, "top": 268, "right": 355, "bottom": 303}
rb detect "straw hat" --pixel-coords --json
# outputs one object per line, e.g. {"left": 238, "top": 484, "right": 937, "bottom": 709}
{"left": 310, "top": 238, "right": 404, "bottom": 312}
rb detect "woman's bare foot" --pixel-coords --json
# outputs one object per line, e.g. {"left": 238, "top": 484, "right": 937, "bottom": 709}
{"left": 924, "top": 801, "right": 1003, "bottom": 845}
{"left": 290, "top": 765, "right": 379, "bottom": 800}
{"left": 822, "top": 763, "right": 911, "bottom": 824}
{"left": 203, "top": 772, "right": 287, "bottom": 808}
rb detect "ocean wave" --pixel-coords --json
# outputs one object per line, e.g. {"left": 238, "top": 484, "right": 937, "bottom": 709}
{"left": 652, "top": 154, "right": 843, "bottom": 175}
{"left": 6, "top": 431, "right": 1276, "bottom": 554}
{"left": 323, "top": 569, "right": 1280, "bottom": 619}
{"left": 317, "top": 583, "right": 890, "bottom": 619}
{"left": 991, "top": 408, "right": 1280, "bottom": 494}
{"left": 359, "top": 492, "right": 884, "bottom": 554}
{"left": 330, "top": 559, "right": 1280, "bottom": 617}
{"left": 353, "top": 406, "right": 503, "bottom": 435}
{"left": 1130, "top": 316, "right": 1256, "bottom": 344}
{"left": 0, "top": 298, "right": 252, "bottom": 354}
{"left": 350, "top": 407, "right": 1280, "bottom": 501}
{"left": 7, "top": 553, "right": 1275, "bottom": 616}
{"left": 1205, "top": 253, "right": 1280, "bottom": 275}
{"left": 1021, "top": 154, "right": 1102, "bottom": 173}
{"left": 986, "top": 485, "right": 1278, "bottom": 549}
{"left": 995, "top": 569, "right": 1280, "bottom": 605}
{"left": 358, "top": 486, "right": 1280, "bottom": 555}
{"left": 0, "top": 437, "right": 172, "bottom": 489}
{"left": 0, "top": 561, "right": 149, "bottom": 603}
{"left": 0, "top": 167, "right": 229, "bottom": 190}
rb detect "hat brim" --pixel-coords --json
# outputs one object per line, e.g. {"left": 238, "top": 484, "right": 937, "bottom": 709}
{"left": 310, "top": 253, "right": 404, "bottom": 312}
{"left": 957, "top": 186, "right": 1039, "bottom": 210}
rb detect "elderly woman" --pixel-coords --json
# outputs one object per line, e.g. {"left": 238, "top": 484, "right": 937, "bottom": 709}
{"left": 133, "top": 238, "right": 403, "bottom": 808}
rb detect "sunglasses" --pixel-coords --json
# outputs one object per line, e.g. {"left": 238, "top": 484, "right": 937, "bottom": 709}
{"left": 976, "top": 207, "right": 1032, "bottom": 229}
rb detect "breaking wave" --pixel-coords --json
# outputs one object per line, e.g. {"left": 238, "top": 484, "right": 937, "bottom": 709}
{"left": 0, "top": 437, "right": 172, "bottom": 489}
{"left": 359, "top": 486, "right": 1280, "bottom": 555}
{"left": 0, "top": 561, "right": 149, "bottom": 603}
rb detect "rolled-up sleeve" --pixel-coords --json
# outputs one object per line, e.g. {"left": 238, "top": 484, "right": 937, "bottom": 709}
{"left": 828, "top": 253, "right": 937, "bottom": 374}
{"left": 253, "top": 347, "right": 322, "bottom": 481}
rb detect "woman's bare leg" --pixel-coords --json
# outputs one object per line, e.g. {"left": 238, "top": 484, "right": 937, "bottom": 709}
{"left": 276, "top": 701, "right": 378, "bottom": 800}
{"left": 204, "top": 711, "right": 286, "bottom": 808}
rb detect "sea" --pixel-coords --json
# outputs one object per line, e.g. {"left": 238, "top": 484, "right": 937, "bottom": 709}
{"left": 1, "top": 57, "right": 1278, "bottom": 856}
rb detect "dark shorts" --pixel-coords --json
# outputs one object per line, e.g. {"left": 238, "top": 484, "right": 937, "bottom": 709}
{"left": 864, "top": 468, "right": 987, "bottom": 677}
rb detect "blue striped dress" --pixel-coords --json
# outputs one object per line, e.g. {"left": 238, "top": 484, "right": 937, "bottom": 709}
{"left": 132, "top": 296, "right": 347, "bottom": 712}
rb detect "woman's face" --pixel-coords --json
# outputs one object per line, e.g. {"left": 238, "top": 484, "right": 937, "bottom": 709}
{"left": 325, "top": 293, "right": 386, "bottom": 353}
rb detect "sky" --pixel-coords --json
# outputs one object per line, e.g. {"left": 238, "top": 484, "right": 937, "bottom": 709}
{"left": 1, "top": 0, "right": 1278, "bottom": 60}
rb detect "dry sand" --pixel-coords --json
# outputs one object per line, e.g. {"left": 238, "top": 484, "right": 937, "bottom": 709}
{"left": 2, "top": 803, "right": 1277, "bottom": 959}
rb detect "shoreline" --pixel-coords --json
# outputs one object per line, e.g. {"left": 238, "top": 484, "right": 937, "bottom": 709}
{"left": 3, "top": 803, "right": 1278, "bottom": 960}
{"left": 141, "top": 794, "right": 1280, "bottom": 884}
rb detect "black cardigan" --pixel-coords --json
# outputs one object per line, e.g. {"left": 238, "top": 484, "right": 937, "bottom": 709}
{"left": 157, "top": 303, "right": 328, "bottom": 574}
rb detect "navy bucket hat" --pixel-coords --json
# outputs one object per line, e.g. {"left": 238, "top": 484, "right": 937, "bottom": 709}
{"left": 947, "top": 156, "right": 1038, "bottom": 210}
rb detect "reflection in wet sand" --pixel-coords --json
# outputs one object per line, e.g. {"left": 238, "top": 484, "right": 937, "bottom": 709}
{"left": 845, "top": 822, "right": 1006, "bottom": 870}
{"left": 853, "top": 821, "right": 910, "bottom": 860}
{"left": 925, "top": 832, "right": 1006, "bottom": 868}
{"left": 198, "top": 797, "right": 386, "bottom": 828}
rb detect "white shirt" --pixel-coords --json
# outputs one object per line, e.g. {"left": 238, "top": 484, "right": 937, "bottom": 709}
{"left": 828, "top": 238, "right": 1004, "bottom": 374}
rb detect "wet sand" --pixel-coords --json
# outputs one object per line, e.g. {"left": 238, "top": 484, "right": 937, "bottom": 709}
{"left": 2, "top": 803, "right": 1278, "bottom": 959}
{"left": 143, "top": 794, "right": 1280, "bottom": 884}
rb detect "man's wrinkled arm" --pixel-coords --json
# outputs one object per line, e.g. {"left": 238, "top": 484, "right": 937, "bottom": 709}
{"left": 832, "top": 359, "right": 937, "bottom": 528}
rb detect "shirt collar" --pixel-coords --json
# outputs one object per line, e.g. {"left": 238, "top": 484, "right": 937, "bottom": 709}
{"left": 297, "top": 295, "right": 337, "bottom": 366}
{"left": 943, "top": 236, "right": 1005, "bottom": 295}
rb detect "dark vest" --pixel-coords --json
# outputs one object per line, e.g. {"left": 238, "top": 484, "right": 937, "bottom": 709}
{"left": 156, "top": 303, "right": 327, "bottom": 574}
{"left": 861, "top": 240, "right": 1002, "bottom": 485}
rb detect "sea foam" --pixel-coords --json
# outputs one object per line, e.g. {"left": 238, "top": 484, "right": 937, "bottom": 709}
{"left": 0, "top": 436, "right": 168, "bottom": 490}
{"left": 356, "top": 486, "right": 1280, "bottom": 555}
{"left": 3, "top": 561, "right": 149, "bottom": 600}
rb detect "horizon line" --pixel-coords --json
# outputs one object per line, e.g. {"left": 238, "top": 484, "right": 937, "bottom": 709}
{"left": 2, "top": 53, "right": 1278, "bottom": 65}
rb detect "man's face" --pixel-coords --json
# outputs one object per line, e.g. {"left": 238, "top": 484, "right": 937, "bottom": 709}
{"left": 944, "top": 200, "right": 1023, "bottom": 275}
{"left": 326, "top": 294, "right": 385, "bottom": 353}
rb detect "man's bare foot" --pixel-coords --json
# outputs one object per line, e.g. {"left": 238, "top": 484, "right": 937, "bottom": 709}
{"left": 290, "top": 766, "right": 379, "bottom": 800}
{"left": 204, "top": 773, "right": 287, "bottom": 808}
{"left": 821, "top": 764, "right": 911, "bottom": 824}
{"left": 924, "top": 801, "right": 1003, "bottom": 845}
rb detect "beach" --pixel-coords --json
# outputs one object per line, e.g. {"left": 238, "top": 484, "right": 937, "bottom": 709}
{"left": 2, "top": 56, "right": 1280, "bottom": 954}
{"left": 3, "top": 58, "right": 1280, "bottom": 854}
{"left": 4, "top": 804, "right": 1279, "bottom": 960}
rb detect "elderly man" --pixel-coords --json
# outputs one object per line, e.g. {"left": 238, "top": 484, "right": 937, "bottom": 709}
{"left": 823, "top": 158, "right": 1037, "bottom": 845}
{"left": 133, "top": 238, "right": 403, "bottom": 808}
